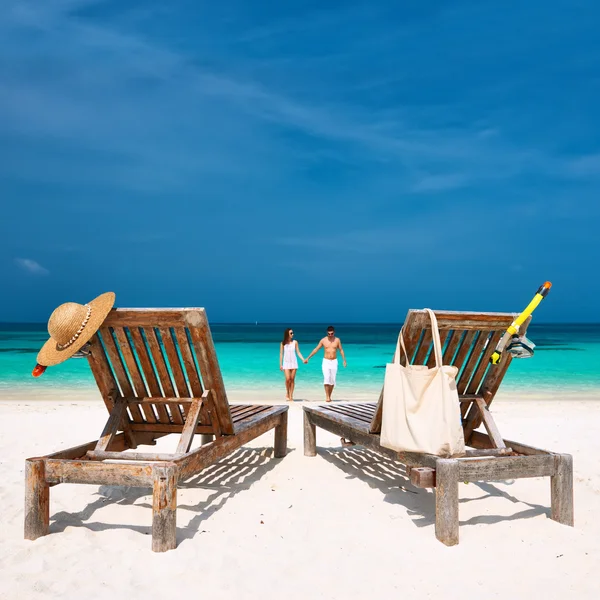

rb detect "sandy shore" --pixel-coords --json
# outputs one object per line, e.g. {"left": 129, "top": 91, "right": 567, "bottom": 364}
{"left": 1, "top": 393, "right": 599, "bottom": 599}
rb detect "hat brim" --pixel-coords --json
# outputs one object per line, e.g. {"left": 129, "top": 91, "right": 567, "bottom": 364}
{"left": 37, "top": 292, "right": 116, "bottom": 366}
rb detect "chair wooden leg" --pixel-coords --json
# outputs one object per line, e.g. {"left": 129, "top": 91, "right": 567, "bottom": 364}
{"left": 435, "top": 459, "right": 459, "bottom": 546}
{"left": 24, "top": 459, "right": 49, "bottom": 541}
{"left": 274, "top": 411, "right": 288, "bottom": 458}
{"left": 551, "top": 454, "right": 574, "bottom": 526}
{"left": 152, "top": 464, "right": 178, "bottom": 552}
{"left": 304, "top": 412, "right": 317, "bottom": 457}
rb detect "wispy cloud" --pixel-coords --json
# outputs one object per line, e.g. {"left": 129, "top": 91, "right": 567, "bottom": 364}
{"left": 409, "top": 173, "right": 470, "bottom": 193}
{"left": 0, "top": 0, "right": 591, "bottom": 196}
{"left": 565, "top": 154, "right": 600, "bottom": 178}
{"left": 15, "top": 258, "right": 50, "bottom": 275}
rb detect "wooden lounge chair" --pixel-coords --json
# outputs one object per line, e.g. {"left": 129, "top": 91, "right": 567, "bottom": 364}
{"left": 303, "top": 309, "right": 574, "bottom": 545}
{"left": 24, "top": 308, "right": 288, "bottom": 552}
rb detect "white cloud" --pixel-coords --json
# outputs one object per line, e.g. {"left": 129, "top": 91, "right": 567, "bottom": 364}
{"left": 15, "top": 258, "right": 50, "bottom": 275}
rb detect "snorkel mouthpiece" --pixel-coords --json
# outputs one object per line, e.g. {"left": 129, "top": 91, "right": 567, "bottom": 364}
{"left": 32, "top": 363, "right": 47, "bottom": 378}
{"left": 506, "top": 335, "right": 536, "bottom": 358}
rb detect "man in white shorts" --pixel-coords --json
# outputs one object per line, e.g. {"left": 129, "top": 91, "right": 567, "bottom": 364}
{"left": 306, "top": 326, "right": 347, "bottom": 403}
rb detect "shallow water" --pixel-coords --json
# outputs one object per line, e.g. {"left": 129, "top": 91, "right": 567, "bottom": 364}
{"left": 2, "top": 323, "right": 599, "bottom": 398}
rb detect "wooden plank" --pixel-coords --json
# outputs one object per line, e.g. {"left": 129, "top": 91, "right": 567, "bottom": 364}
{"left": 158, "top": 327, "right": 190, "bottom": 397}
{"left": 409, "top": 466, "right": 436, "bottom": 488}
{"left": 87, "top": 333, "right": 118, "bottom": 412}
{"left": 45, "top": 459, "right": 154, "bottom": 486}
{"left": 229, "top": 404, "right": 270, "bottom": 420}
{"left": 164, "top": 401, "right": 185, "bottom": 426}
{"left": 87, "top": 450, "right": 182, "bottom": 462}
{"left": 206, "top": 389, "right": 223, "bottom": 437}
{"left": 112, "top": 327, "right": 156, "bottom": 424}
{"left": 99, "top": 328, "right": 135, "bottom": 398}
{"left": 474, "top": 397, "right": 505, "bottom": 449}
{"left": 176, "top": 392, "right": 207, "bottom": 454}
{"left": 144, "top": 327, "right": 184, "bottom": 425}
{"left": 176, "top": 407, "right": 288, "bottom": 480}
{"left": 103, "top": 309, "right": 201, "bottom": 328}
{"left": 304, "top": 411, "right": 317, "bottom": 457}
{"left": 94, "top": 398, "right": 127, "bottom": 453}
{"left": 24, "top": 459, "right": 49, "bottom": 540}
{"left": 274, "top": 410, "right": 288, "bottom": 458}
{"left": 307, "top": 405, "right": 371, "bottom": 435}
{"left": 325, "top": 404, "right": 373, "bottom": 424}
{"left": 85, "top": 339, "right": 139, "bottom": 449}
{"left": 435, "top": 459, "right": 459, "bottom": 546}
{"left": 442, "top": 330, "right": 463, "bottom": 364}
{"left": 174, "top": 327, "right": 211, "bottom": 428}
{"left": 463, "top": 390, "right": 492, "bottom": 442}
{"left": 413, "top": 329, "right": 433, "bottom": 365}
{"left": 173, "top": 328, "right": 204, "bottom": 395}
{"left": 188, "top": 316, "right": 234, "bottom": 435}
{"left": 426, "top": 329, "right": 449, "bottom": 367}
{"left": 370, "top": 389, "right": 384, "bottom": 435}
{"left": 128, "top": 327, "right": 170, "bottom": 424}
{"left": 44, "top": 433, "right": 166, "bottom": 460}
{"left": 128, "top": 328, "right": 162, "bottom": 397}
{"left": 344, "top": 403, "right": 376, "bottom": 418}
{"left": 152, "top": 464, "right": 178, "bottom": 552}
{"left": 465, "top": 448, "right": 513, "bottom": 457}
{"left": 469, "top": 431, "right": 553, "bottom": 456}
{"left": 88, "top": 336, "right": 137, "bottom": 448}
{"left": 551, "top": 454, "right": 574, "bottom": 526}
{"left": 458, "top": 455, "right": 555, "bottom": 481}
{"left": 412, "top": 310, "right": 516, "bottom": 330}
{"left": 450, "top": 330, "right": 477, "bottom": 374}
{"left": 112, "top": 327, "right": 148, "bottom": 397}
{"left": 100, "top": 328, "right": 147, "bottom": 426}
{"left": 304, "top": 407, "right": 439, "bottom": 469}
{"left": 465, "top": 330, "right": 503, "bottom": 395}
{"left": 459, "top": 394, "right": 484, "bottom": 403}
{"left": 143, "top": 327, "right": 176, "bottom": 397}
{"left": 456, "top": 331, "right": 490, "bottom": 394}
{"left": 130, "top": 423, "right": 216, "bottom": 434}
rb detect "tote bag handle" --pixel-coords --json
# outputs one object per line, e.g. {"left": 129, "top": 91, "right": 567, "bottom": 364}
{"left": 394, "top": 309, "right": 444, "bottom": 367}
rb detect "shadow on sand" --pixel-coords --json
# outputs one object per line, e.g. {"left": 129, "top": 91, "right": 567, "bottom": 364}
{"left": 319, "top": 445, "right": 550, "bottom": 529}
{"left": 50, "top": 446, "right": 291, "bottom": 543}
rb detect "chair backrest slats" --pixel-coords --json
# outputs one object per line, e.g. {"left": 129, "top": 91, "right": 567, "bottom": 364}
{"left": 465, "top": 329, "right": 503, "bottom": 395}
{"left": 128, "top": 327, "right": 162, "bottom": 396}
{"left": 143, "top": 327, "right": 176, "bottom": 397}
{"left": 88, "top": 308, "right": 234, "bottom": 435}
{"left": 174, "top": 327, "right": 203, "bottom": 396}
{"left": 369, "top": 309, "right": 531, "bottom": 435}
{"left": 157, "top": 327, "right": 190, "bottom": 397}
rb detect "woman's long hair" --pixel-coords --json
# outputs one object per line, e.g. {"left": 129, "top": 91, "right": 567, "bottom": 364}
{"left": 282, "top": 328, "right": 293, "bottom": 346}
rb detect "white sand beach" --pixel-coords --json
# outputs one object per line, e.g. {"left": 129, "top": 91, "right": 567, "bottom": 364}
{"left": 1, "top": 392, "right": 599, "bottom": 600}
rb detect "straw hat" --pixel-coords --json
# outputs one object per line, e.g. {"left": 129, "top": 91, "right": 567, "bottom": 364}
{"left": 37, "top": 292, "right": 116, "bottom": 366}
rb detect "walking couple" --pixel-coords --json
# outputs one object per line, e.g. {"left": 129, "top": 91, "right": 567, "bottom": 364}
{"left": 279, "top": 326, "right": 347, "bottom": 402}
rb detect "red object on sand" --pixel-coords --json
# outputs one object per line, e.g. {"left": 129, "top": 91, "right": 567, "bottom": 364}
{"left": 32, "top": 364, "right": 47, "bottom": 377}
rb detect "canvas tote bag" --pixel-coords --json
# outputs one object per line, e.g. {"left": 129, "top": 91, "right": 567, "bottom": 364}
{"left": 380, "top": 309, "right": 465, "bottom": 457}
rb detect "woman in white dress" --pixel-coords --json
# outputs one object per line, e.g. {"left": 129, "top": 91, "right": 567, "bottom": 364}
{"left": 279, "top": 328, "right": 306, "bottom": 401}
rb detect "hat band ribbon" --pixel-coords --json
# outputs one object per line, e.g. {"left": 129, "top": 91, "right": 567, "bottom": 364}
{"left": 56, "top": 304, "right": 92, "bottom": 350}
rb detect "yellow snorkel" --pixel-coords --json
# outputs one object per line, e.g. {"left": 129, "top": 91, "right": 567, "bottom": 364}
{"left": 490, "top": 281, "right": 552, "bottom": 365}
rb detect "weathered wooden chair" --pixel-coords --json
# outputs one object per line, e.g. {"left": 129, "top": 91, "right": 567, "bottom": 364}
{"left": 303, "top": 309, "right": 573, "bottom": 545}
{"left": 25, "top": 308, "right": 288, "bottom": 552}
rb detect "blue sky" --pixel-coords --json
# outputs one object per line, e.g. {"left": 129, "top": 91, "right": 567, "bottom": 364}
{"left": 1, "top": 0, "right": 599, "bottom": 323}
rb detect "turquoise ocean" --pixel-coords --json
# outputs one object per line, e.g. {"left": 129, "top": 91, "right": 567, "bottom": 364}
{"left": 1, "top": 323, "right": 599, "bottom": 399}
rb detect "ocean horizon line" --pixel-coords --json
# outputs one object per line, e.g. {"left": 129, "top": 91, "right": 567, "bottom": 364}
{"left": 2, "top": 320, "right": 600, "bottom": 327}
